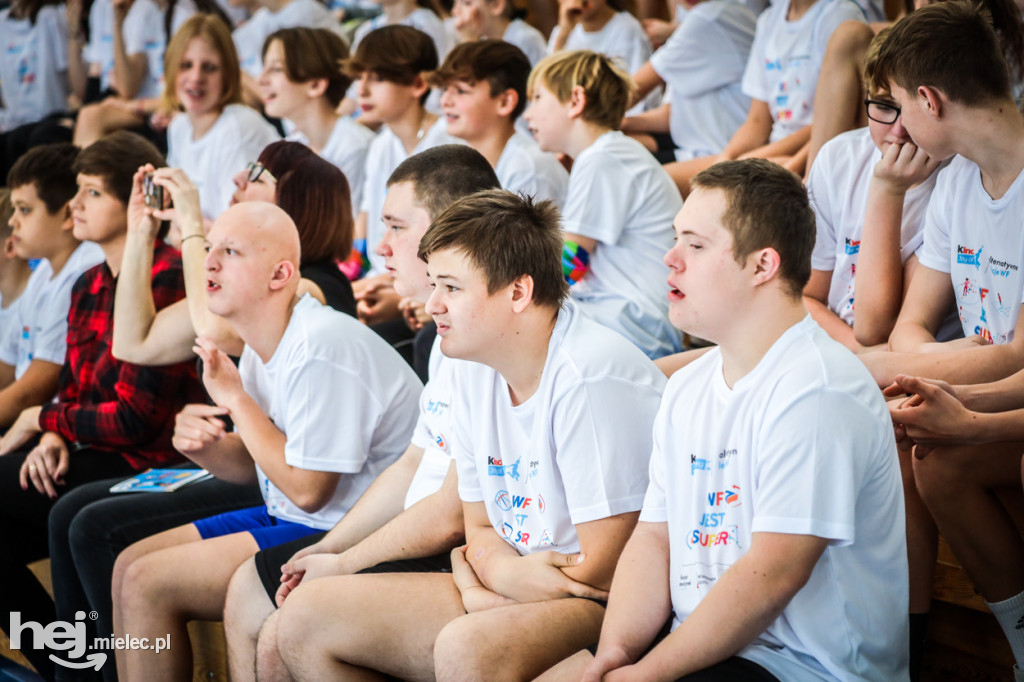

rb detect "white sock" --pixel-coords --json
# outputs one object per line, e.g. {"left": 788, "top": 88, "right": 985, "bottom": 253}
{"left": 988, "top": 590, "right": 1024, "bottom": 666}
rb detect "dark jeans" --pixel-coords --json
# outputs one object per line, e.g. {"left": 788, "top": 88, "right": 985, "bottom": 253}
{"left": 48, "top": 474, "right": 263, "bottom": 682}
{"left": 0, "top": 445, "right": 136, "bottom": 681}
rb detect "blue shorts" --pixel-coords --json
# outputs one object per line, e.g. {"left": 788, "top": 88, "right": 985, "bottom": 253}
{"left": 193, "top": 505, "right": 323, "bottom": 550}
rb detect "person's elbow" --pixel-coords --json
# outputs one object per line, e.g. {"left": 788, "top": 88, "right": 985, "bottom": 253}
{"left": 854, "top": 316, "right": 897, "bottom": 348}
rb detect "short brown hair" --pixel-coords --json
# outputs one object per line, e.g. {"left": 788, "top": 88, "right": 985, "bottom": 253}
{"left": 389, "top": 145, "right": 501, "bottom": 219}
{"left": 262, "top": 28, "right": 352, "bottom": 108}
{"left": 527, "top": 50, "right": 634, "bottom": 130}
{"left": 418, "top": 190, "right": 568, "bottom": 309}
{"left": 0, "top": 189, "right": 13, "bottom": 240}
{"left": 343, "top": 25, "right": 438, "bottom": 92}
{"left": 8, "top": 143, "right": 79, "bottom": 214}
{"left": 874, "top": 1, "right": 1011, "bottom": 105}
{"left": 162, "top": 14, "right": 242, "bottom": 113}
{"left": 691, "top": 159, "right": 814, "bottom": 299}
{"left": 862, "top": 27, "right": 891, "bottom": 97}
{"left": 430, "top": 40, "right": 531, "bottom": 119}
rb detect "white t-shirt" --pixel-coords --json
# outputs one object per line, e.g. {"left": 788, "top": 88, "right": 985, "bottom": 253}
{"left": 0, "top": 242, "right": 104, "bottom": 378}
{"left": 352, "top": 8, "right": 449, "bottom": 57}
{"left": 548, "top": 11, "right": 659, "bottom": 115}
{"left": 741, "top": 0, "right": 864, "bottom": 143}
{"left": 455, "top": 301, "right": 665, "bottom": 554}
{"left": 495, "top": 131, "right": 569, "bottom": 209}
{"left": 238, "top": 295, "right": 422, "bottom": 529}
{"left": 406, "top": 335, "right": 456, "bottom": 508}
{"left": 233, "top": 0, "right": 342, "bottom": 78}
{"left": 809, "top": 127, "right": 937, "bottom": 326}
{"left": 563, "top": 131, "right": 683, "bottom": 359}
{"left": 640, "top": 316, "right": 908, "bottom": 681}
{"left": 649, "top": 1, "right": 755, "bottom": 161}
{"left": 167, "top": 104, "right": 281, "bottom": 220}
{"left": 84, "top": 0, "right": 115, "bottom": 91}
{"left": 503, "top": 18, "right": 547, "bottom": 66}
{"left": 917, "top": 154, "right": 1024, "bottom": 345}
{"left": 121, "top": 0, "right": 196, "bottom": 99}
{"left": 0, "top": 5, "right": 69, "bottom": 132}
{"left": 287, "top": 116, "right": 376, "bottom": 220}
{"left": 359, "top": 118, "right": 462, "bottom": 274}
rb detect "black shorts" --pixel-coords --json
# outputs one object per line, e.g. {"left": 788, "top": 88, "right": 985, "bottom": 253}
{"left": 254, "top": 532, "right": 452, "bottom": 601}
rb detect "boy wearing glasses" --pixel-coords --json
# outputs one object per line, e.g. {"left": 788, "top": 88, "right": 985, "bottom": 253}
{"left": 803, "top": 29, "right": 947, "bottom": 355}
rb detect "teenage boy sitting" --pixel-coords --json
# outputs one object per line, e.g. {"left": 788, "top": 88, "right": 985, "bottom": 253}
{"left": 864, "top": 3, "right": 1024, "bottom": 676}
{"left": 0, "top": 131, "right": 200, "bottom": 681}
{"left": 803, "top": 28, "right": 945, "bottom": 354}
{"left": 524, "top": 49, "right": 682, "bottom": 360}
{"left": 221, "top": 144, "right": 501, "bottom": 682}
{"left": 581, "top": 159, "right": 908, "bottom": 682}
{"left": 272, "top": 190, "right": 667, "bottom": 681}
{"left": 432, "top": 39, "right": 569, "bottom": 208}
{"left": 0, "top": 144, "right": 104, "bottom": 429}
{"left": 112, "top": 200, "right": 422, "bottom": 682}
{"left": 348, "top": 25, "right": 461, "bottom": 325}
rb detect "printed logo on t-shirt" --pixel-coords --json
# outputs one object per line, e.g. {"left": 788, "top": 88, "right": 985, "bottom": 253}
{"left": 844, "top": 237, "right": 860, "bottom": 255}
{"left": 686, "top": 525, "right": 741, "bottom": 549}
{"left": 956, "top": 244, "right": 984, "bottom": 269}
{"left": 988, "top": 256, "right": 1019, "bottom": 278}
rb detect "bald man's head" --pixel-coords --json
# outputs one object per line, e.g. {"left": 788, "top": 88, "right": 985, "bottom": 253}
{"left": 204, "top": 202, "right": 302, "bottom": 320}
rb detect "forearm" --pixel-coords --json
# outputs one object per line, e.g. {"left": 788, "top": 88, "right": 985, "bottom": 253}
{"left": 182, "top": 432, "right": 258, "bottom": 484}
{"left": 316, "top": 446, "right": 425, "bottom": 554}
{"left": 854, "top": 185, "right": 907, "bottom": 346}
{"left": 622, "top": 103, "right": 671, "bottom": 135}
{"left": 738, "top": 125, "right": 811, "bottom": 161}
{"left": 336, "top": 467, "right": 464, "bottom": 573}
{"left": 654, "top": 347, "right": 713, "bottom": 378}
{"left": 111, "top": 20, "right": 140, "bottom": 99}
{"left": 720, "top": 101, "right": 774, "bottom": 160}
{"left": 864, "top": 343, "right": 1024, "bottom": 388}
{"left": 804, "top": 296, "right": 861, "bottom": 353}
{"left": 67, "top": 40, "right": 88, "bottom": 102}
{"left": 958, "top": 370, "right": 1024, "bottom": 413}
{"left": 0, "top": 362, "right": 60, "bottom": 428}
{"left": 888, "top": 319, "right": 939, "bottom": 353}
{"left": 630, "top": 62, "right": 664, "bottom": 106}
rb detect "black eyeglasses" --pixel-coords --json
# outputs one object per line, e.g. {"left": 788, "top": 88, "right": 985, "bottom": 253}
{"left": 865, "top": 98, "right": 901, "bottom": 124}
{"left": 245, "top": 162, "right": 277, "bottom": 184}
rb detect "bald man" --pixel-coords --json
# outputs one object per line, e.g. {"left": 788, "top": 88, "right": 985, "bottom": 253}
{"left": 111, "top": 202, "right": 423, "bottom": 682}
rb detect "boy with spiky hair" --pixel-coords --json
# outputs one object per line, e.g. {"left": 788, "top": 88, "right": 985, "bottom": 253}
{"left": 272, "top": 190, "right": 666, "bottom": 681}
{"left": 0, "top": 144, "right": 104, "bottom": 429}
{"left": 431, "top": 39, "right": 569, "bottom": 207}
{"left": 524, "top": 49, "right": 683, "bottom": 359}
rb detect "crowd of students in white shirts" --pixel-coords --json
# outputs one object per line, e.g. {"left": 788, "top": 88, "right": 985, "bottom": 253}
{"left": 2, "top": 0, "right": 1024, "bottom": 678}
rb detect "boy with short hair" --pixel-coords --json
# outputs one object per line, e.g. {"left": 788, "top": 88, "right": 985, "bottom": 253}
{"left": 273, "top": 190, "right": 667, "bottom": 681}
{"left": 113, "top": 200, "right": 422, "bottom": 681}
{"left": 583, "top": 159, "right": 908, "bottom": 682}
{"left": 865, "top": 3, "right": 1024, "bottom": 676}
{"left": 221, "top": 144, "right": 502, "bottom": 682}
{"left": 346, "top": 25, "right": 462, "bottom": 325}
{"left": 0, "top": 191, "right": 31, "bottom": 369}
{"left": 0, "top": 144, "right": 104, "bottom": 429}
{"left": 524, "top": 49, "right": 683, "bottom": 359}
{"left": 431, "top": 39, "right": 569, "bottom": 207}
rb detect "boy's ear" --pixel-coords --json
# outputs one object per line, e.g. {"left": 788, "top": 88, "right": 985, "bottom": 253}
{"left": 917, "top": 85, "right": 943, "bottom": 118}
{"left": 750, "top": 247, "right": 781, "bottom": 288}
{"left": 509, "top": 273, "right": 535, "bottom": 312}
{"left": 488, "top": 0, "right": 507, "bottom": 17}
{"left": 411, "top": 73, "right": 431, "bottom": 100}
{"left": 567, "top": 85, "right": 587, "bottom": 119}
{"left": 306, "top": 78, "right": 329, "bottom": 99}
{"left": 268, "top": 260, "right": 297, "bottom": 291}
{"left": 2, "top": 236, "right": 16, "bottom": 260}
{"left": 496, "top": 88, "right": 519, "bottom": 118}
{"left": 60, "top": 203, "right": 75, "bottom": 233}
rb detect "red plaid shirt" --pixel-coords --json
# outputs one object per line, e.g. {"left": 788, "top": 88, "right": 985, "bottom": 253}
{"left": 38, "top": 242, "right": 203, "bottom": 470}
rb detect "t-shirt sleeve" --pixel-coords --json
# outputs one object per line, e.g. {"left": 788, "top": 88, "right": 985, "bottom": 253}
{"left": 26, "top": 288, "right": 73, "bottom": 366}
{"left": 808, "top": 145, "right": 838, "bottom": 272}
{"left": 561, "top": 152, "right": 631, "bottom": 245}
{"left": 916, "top": 167, "right": 953, "bottom": 273}
{"left": 122, "top": 2, "right": 151, "bottom": 57}
{"left": 651, "top": 8, "right": 737, "bottom": 97}
{"left": 0, "top": 299, "right": 22, "bottom": 366}
{"left": 279, "top": 357, "right": 379, "bottom": 473}
{"left": 740, "top": 11, "right": 771, "bottom": 102}
{"left": 552, "top": 378, "right": 657, "bottom": 524}
{"left": 750, "top": 390, "right": 862, "bottom": 545}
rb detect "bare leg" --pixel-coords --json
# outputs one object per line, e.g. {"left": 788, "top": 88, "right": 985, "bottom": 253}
{"left": 224, "top": 556, "right": 277, "bottom": 682}
{"left": 805, "top": 20, "right": 876, "bottom": 173}
{"left": 900, "top": 445, "right": 938, "bottom": 614}
{"left": 276, "top": 572, "right": 466, "bottom": 682}
{"left": 663, "top": 154, "right": 720, "bottom": 199}
{"left": 913, "top": 442, "right": 1024, "bottom": 601}
{"left": 433, "top": 599, "right": 606, "bottom": 682}
{"left": 534, "top": 650, "right": 594, "bottom": 681}
{"left": 117, "top": 529, "right": 259, "bottom": 682}
{"left": 254, "top": 610, "right": 291, "bottom": 682}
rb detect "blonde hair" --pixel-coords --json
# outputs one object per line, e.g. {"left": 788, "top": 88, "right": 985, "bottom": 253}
{"left": 862, "top": 26, "right": 892, "bottom": 97}
{"left": 527, "top": 50, "right": 635, "bottom": 130}
{"left": 161, "top": 14, "right": 242, "bottom": 113}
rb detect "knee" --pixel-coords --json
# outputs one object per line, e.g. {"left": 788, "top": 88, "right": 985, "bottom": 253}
{"left": 275, "top": 582, "right": 324, "bottom": 657}
{"left": 825, "top": 19, "right": 875, "bottom": 60}
{"left": 224, "top": 557, "right": 269, "bottom": 640}
{"left": 434, "top": 617, "right": 492, "bottom": 682}
{"left": 115, "top": 546, "right": 163, "bottom": 610}
{"left": 912, "top": 448, "right": 967, "bottom": 502}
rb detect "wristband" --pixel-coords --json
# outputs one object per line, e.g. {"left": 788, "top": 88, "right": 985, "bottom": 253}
{"left": 562, "top": 240, "right": 590, "bottom": 285}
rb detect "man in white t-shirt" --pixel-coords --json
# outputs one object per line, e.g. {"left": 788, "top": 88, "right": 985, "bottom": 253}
{"left": 431, "top": 39, "right": 569, "bottom": 207}
{"left": 581, "top": 158, "right": 908, "bottom": 682}
{"left": 525, "top": 49, "right": 683, "bottom": 359}
{"left": 861, "top": 6, "right": 1024, "bottom": 679}
{"left": 112, "top": 201, "right": 421, "bottom": 679}
{"left": 0, "top": 144, "right": 104, "bottom": 429}
{"left": 220, "top": 145, "right": 501, "bottom": 682}
{"left": 272, "top": 190, "right": 665, "bottom": 681}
